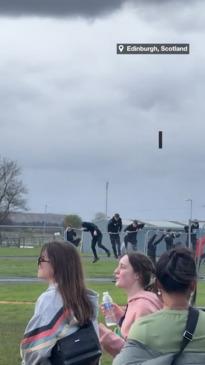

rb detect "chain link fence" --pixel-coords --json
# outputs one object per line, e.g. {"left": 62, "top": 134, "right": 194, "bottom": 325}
{"left": 0, "top": 225, "right": 64, "bottom": 247}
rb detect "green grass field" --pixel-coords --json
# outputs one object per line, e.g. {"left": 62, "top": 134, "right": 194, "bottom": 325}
{"left": 0, "top": 257, "right": 117, "bottom": 278}
{"left": 0, "top": 248, "right": 121, "bottom": 365}
{"left": 0, "top": 247, "right": 117, "bottom": 278}
{"left": 0, "top": 283, "right": 122, "bottom": 365}
{"left": 0, "top": 247, "right": 205, "bottom": 365}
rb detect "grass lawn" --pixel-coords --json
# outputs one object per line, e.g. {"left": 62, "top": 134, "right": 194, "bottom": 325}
{"left": 0, "top": 304, "right": 33, "bottom": 365}
{"left": 0, "top": 256, "right": 117, "bottom": 278}
{"left": 0, "top": 247, "right": 41, "bottom": 256}
{"left": 0, "top": 249, "right": 121, "bottom": 365}
{"left": 0, "top": 247, "right": 205, "bottom": 365}
{"left": 196, "top": 281, "right": 205, "bottom": 306}
{"left": 0, "top": 282, "right": 124, "bottom": 365}
{"left": 0, "top": 246, "right": 117, "bottom": 277}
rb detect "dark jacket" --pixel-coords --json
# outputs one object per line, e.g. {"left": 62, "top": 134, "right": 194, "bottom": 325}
{"left": 82, "top": 222, "right": 101, "bottom": 237}
{"left": 124, "top": 223, "right": 144, "bottom": 242}
{"left": 164, "top": 233, "right": 175, "bottom": 250}
{"left": 108, "top": 217, "right": 122, "bottom": 234}
{"left": 147, "top": 233, "right": 165, "bottom": 257}
{"left": 65, "top": 229, "right": 77, "bottom": 243}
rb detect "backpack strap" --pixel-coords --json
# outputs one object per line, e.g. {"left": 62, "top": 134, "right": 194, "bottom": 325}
{"left": 170, "top": 307, "right": 199, "bottom": 365}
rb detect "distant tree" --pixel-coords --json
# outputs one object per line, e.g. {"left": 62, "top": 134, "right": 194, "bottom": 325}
{"left": 0, "top": 156, "right": 27, "bottom": 224}
{"left": 93, "top": 212, "right": 107, "bottom": 222}
{"left": 64, "top": 214, "right": 82, "bottom": 228}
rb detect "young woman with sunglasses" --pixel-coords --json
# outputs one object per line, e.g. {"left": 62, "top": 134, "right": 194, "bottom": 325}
{"left": 20, "top": 240, "right": 99, "bottom": 365}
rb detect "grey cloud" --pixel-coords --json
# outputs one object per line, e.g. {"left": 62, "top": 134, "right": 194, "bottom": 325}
{"left": 0, "top": 0, "right": 193, "bottom": 18}
{"left": 135, "top": 0, "right": 205, "bottom": 32}
{"left": 0, "top": 0, "right": 129, "bottom": 17}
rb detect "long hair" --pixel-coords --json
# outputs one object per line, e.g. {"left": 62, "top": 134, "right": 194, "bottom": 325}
{"left": 127, "top": 252, "right": 156, "bottom": 290}
{"left": 40, "top": 241, "right": 93, "bottom": 325}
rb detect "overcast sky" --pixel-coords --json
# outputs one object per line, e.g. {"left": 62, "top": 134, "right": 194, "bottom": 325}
{"left": 1, "top": 0, "right": 205, "bottom": 222}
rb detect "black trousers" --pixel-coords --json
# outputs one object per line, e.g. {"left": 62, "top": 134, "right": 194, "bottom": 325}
{"left": 124, "top": 235, "right": 137, "bottom": 251}
{"left": 72, "top": 238, "right": 81, "bottom": 247}
{"left": 66, "top": 238, "right": 81, "bottom": 247}
{"left": 109, "top": 234, "right": 121, "bottom": 258}
{"left": 91, "top": 233, "right": 109, "bottom": 259}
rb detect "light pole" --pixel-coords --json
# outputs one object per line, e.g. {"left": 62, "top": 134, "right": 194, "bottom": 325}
{"left": 43, "top": 204, "right": 48, "bottom": 238}
{"left": 186, "top": 199, "right": 192, "bottom": 249}
{"left": 105, "top": 181, "right": 109, "bottom": 218}
{"left": 186, "top": 198, "right": 192, "bottom": 221}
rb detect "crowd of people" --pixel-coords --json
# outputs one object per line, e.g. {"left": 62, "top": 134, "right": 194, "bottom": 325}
{"left": 20, "top": 239, "right": 205, "bottom": 365}
{"left": 64, "top": 213, "right": 149, "bottom": 262}
{"left": 18, "top": 214, "right": 205, "bottom": 364}
{"left": 63, "top": 213, "right": 202, "bottom": 264}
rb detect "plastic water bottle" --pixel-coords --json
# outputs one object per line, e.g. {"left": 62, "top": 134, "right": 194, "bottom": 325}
{"left": 102, "top": 291, "right": 116, "bottom": 327}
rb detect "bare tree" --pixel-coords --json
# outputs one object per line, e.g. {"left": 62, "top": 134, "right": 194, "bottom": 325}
{"left": 0, "top": 156, "right": 27, "bottom": 223}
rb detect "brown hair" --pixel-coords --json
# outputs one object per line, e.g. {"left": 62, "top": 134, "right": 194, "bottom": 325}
{"left": 40, "top": 240, "right": 93, "bottom": 325}
{"left": 127, "top": 252, "right": 156, "bottom": 290}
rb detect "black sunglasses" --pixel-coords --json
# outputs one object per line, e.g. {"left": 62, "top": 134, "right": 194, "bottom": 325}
{"left": 37, "top": 257, "right": 50, "bottom": 265}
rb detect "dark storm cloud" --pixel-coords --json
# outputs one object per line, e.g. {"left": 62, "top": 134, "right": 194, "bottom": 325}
{"left": 0, "top": 0, "right": 128, "bottom": 17}
{"left": 0, "top": 0, "right": 192, "bottom": 18}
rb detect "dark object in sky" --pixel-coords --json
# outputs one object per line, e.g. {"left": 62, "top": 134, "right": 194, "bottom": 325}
{"left": 158, "top": 131, "right": 163, "bottom": 148}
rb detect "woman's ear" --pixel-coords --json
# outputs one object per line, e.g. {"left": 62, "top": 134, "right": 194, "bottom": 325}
{"left": 135, "top": 273, "right": 140, "bottom": 282}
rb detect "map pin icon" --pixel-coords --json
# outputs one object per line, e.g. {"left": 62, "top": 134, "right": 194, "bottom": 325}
{"left": 118, "top": 44, "right": 124, "bottom": 52}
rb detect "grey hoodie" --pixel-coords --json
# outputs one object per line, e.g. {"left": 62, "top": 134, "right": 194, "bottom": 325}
{"left": 21, "top": 285, "right": 99, "bottom": 365}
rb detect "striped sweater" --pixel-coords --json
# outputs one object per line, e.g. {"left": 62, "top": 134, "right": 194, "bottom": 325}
{"left": 20, "top": 284, "right": 99, "bottom": 365}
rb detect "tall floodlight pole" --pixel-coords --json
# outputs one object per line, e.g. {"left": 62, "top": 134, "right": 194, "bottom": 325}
{"left": 105, "top": 181, "right": 109, "bottom": 218}
{"left": 186, "top": 199, "right": 192, "bottom": 248}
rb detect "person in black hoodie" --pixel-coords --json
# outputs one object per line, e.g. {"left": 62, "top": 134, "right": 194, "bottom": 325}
{"left": 124, "top": 220, "right": 145, "bottom": 252}
{"left": 82, "top": 222, "right": 110, "bottom": 263}
{"left": 147, "top": 232, "right": 166, "bottom": 265}
{"left": 184, "top": 220, "right": 199, "bottom": 252}
{"left": 108, "top": 213, "right": 122, "bottom": 258}
{"left": 164, "top": 230, "right": 181, "bottom": 251}
{"left": 64, "top": 225, "right": 81, "bottom": 247}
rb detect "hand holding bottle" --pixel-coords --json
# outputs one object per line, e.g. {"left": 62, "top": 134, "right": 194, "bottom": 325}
{"left": 102, "top": 292, "right": 117, "bottom": 327}
{"left": 100, "top": 302, "right": 124, "bottom": 321}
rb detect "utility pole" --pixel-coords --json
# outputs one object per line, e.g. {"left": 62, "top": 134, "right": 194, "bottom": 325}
{"left": 186, "top": 199, "right": 192, "bottom": 248}
{"left": 43, "top": 203, "right": 48, "bottom": 238}
{"left": 105, "top": 181, "right": 109, "bottom": 218}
